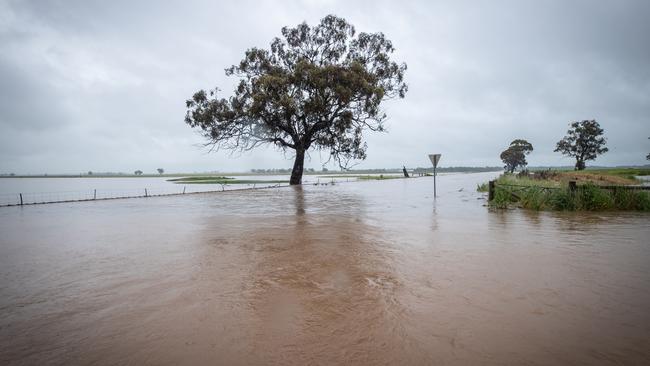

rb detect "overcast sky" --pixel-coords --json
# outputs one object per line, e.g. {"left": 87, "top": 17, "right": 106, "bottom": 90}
{"left": 1, "top": 0, "right": 649, "bottom": 174}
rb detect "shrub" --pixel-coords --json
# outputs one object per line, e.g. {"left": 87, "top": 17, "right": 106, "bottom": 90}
{"left": 576, "top": 183, "right": 614, "bottom": 211}
{"left": 485, "top": 175, "right": 650, "bottom": 211}
{"left": 519, "top": 187, "right": 547, "bottom": 210}
{"left": 549, "top": 189, "right": 576, "bottom": 211}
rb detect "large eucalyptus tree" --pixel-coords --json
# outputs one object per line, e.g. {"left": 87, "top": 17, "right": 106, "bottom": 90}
{"left": 185, "top": 15, "right": 407, "bottom": 184}
{"left": 555, "top": 120, "right": 608, "bottom": 170}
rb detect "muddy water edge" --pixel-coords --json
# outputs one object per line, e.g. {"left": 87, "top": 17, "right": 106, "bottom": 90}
{"left": 1, "top": 172, "right": 649, "bottom": 365}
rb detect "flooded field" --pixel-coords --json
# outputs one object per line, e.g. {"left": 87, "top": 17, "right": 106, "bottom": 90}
{"left": 1, "top": 172, "right": 649, "bottom": 365}
{"left": 0, "top": 175, "right": 367, "bottom": 206}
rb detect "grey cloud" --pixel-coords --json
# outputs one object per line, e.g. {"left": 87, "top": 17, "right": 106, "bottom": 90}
{"left": 1, "top": 0, "right": 649, "bottom": 174}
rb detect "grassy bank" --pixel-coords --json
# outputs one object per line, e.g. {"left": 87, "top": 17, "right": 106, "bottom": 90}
{"left": 485, "top": 171, "right": 650, "bottom": 211}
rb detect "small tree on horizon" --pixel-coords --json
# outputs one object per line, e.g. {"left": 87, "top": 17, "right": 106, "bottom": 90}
{"left": 184, "top": 15, "right": 407, "bottom": 185}
{"left": 555, "top": 120, "right": 608, "bottom": 170}
{"left": 500, "top": 139, "right": 533, "bottom": 173}
{"left": 157, "top": 168, "right": 164, "bottom": 175}
{"left": 134, "top": 170, "right": 143, "bottom": 175}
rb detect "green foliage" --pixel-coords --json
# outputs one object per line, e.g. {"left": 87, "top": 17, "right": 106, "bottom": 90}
{"left": 500, "top": 139, "right": 533, "bottom": 173}
{"left": 488, "top": 177, "right": 650, "bottom": 211}
{"left": 548, "top": 189, "right": 576, "bottom": 210}
{"left": 491, "top": 186, "right": 512, "bottom": 209}
{"left": 476, "top": 182, "right": 489, "bottom": 192}
{"left": 519, "top": 187, "right": 547, "bottom": 211}
{"left": 581, "top": 168, "right": 650, "bottom": 177}
{"left": 185, "top": 15, "right": 407, "bottom": 185}
{"left": 555, "top": 120, "right": 608, "bottom": 170}
{"left": 575, "top": 183, "right": 613, "bottom": 210}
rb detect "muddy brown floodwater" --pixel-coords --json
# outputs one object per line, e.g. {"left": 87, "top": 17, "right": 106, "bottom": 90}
{"left": 1, "top": 172, "right": 649, "bottom": 365}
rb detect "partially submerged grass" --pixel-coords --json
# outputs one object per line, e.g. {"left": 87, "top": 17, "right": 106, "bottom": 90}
{"left": 357, "top": 175, "right": 403, "bottom": 180}
{"left": 489, "top": 173, "right": 650, "bottom": 211}
{"left": 167, "top": 176, "right": 234, "bottom": 182}
{"left": 324, "top": 174, "right": 403, "bottom": 180}
{"left": 168, "top": 176, "right": 287, "bottom": 184}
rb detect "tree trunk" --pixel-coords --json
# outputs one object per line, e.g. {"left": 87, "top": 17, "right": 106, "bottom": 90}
{"left": 290, "top": 149, "right": 305, "bottom": 185}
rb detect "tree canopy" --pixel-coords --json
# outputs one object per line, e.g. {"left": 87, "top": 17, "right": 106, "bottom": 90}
{"left": 500, "top": 139, "right": 533, "bottom": 173}
{"left": 554, "top": 120, "right": 608, "bottom": 170}
{"left": 185, "top": 15, "right": 407, "bottom": 184}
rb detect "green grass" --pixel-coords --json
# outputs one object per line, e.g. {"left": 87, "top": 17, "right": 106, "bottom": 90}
{"left": 496, "top": 174, "right": 562, "bottom": 188}
{"left": 167, "top": 176, "right": 234, "bottom": 182}
{"left": 168, "top": 176, "right": 287, "bottom": 185}
{"left": 357, "top": 175, "right": 404, "bottom": 180}
{"left": 582, "top": 168, "right": 650, "bottom": 177}
{"left": 488, "top": 175, "right": 650, "bottom": 211}
{"left": 323, "top": 174, "right": 404, "bottom": 180}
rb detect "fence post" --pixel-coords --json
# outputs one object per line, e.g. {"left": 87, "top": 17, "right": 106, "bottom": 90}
{"left": 183, "top": 186, "right": 186, "bottom": 194}
{"left": 19, "top": 193, "right": 23, "bottom": 206}
{"left": 94, "top": 189, "right": 97, "bottom": 200}
{"left": 569, "top": 181, "right": 577, "bottom": 193}
{"left": 488, "top": 180, "right": 495, "bottom": 201}
{"left": 145, "top": 188, "right": 148, "bottom": 197}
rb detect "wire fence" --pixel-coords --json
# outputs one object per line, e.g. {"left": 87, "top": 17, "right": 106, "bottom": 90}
{"left": 0, "top": 174, "right": 405, "bottom": 207}
{"left": 0, "top": 182, "right": 293, "bottom": 207}
{"left": 488, "top": 180, "right": 650, "bottom": 201}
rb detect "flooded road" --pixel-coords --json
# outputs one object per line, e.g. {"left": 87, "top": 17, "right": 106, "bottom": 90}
{"left": 1, "top": 172, "right": 649, "bottom": 365}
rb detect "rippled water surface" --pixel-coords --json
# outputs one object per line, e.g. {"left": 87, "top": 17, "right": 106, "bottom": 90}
{"left": 1, "top": 172, "right": 649, "bottom": 365}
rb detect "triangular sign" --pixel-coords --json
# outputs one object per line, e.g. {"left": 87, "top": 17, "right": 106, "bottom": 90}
{"left": 428, "top": 154, "right": 441, "bottom": 168}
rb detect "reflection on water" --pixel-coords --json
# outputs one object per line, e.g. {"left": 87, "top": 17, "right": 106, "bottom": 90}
{"left": 1, "top": 172, "right": 649, "bottom": 365}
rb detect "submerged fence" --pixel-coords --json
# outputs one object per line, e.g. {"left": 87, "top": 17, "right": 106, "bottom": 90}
{"left": 0, "top": 183, "right": 292, "bottom": 207}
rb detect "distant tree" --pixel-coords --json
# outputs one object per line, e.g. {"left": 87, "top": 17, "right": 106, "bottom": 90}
{"left": 322, "top": 167, "right": 329, "bottom": 172}
{"left": 87, "top": 171, "right": 93, "bottom": 175}
{"left": 500, "top": 139, "right": 534, "bottom": 173}
{"left": 184, "top": 15, "right": 407, "bottom": 185}
{"left": 134, "top": 170, "right": 143, "bottom": 175}
{"left": 555, "top": 120, "right": 608, "bottom": 170}
{"left": 157, "top": 168, "right": 164, "bottom": 175}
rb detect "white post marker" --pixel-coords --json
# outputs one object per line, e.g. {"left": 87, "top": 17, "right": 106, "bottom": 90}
{"left": 428, "top": 154, "right": 442, "bottom": 197}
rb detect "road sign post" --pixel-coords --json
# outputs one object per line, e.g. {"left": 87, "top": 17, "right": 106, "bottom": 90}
{"left": 428, "top": 154, "right": 441, "bottom": 197}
